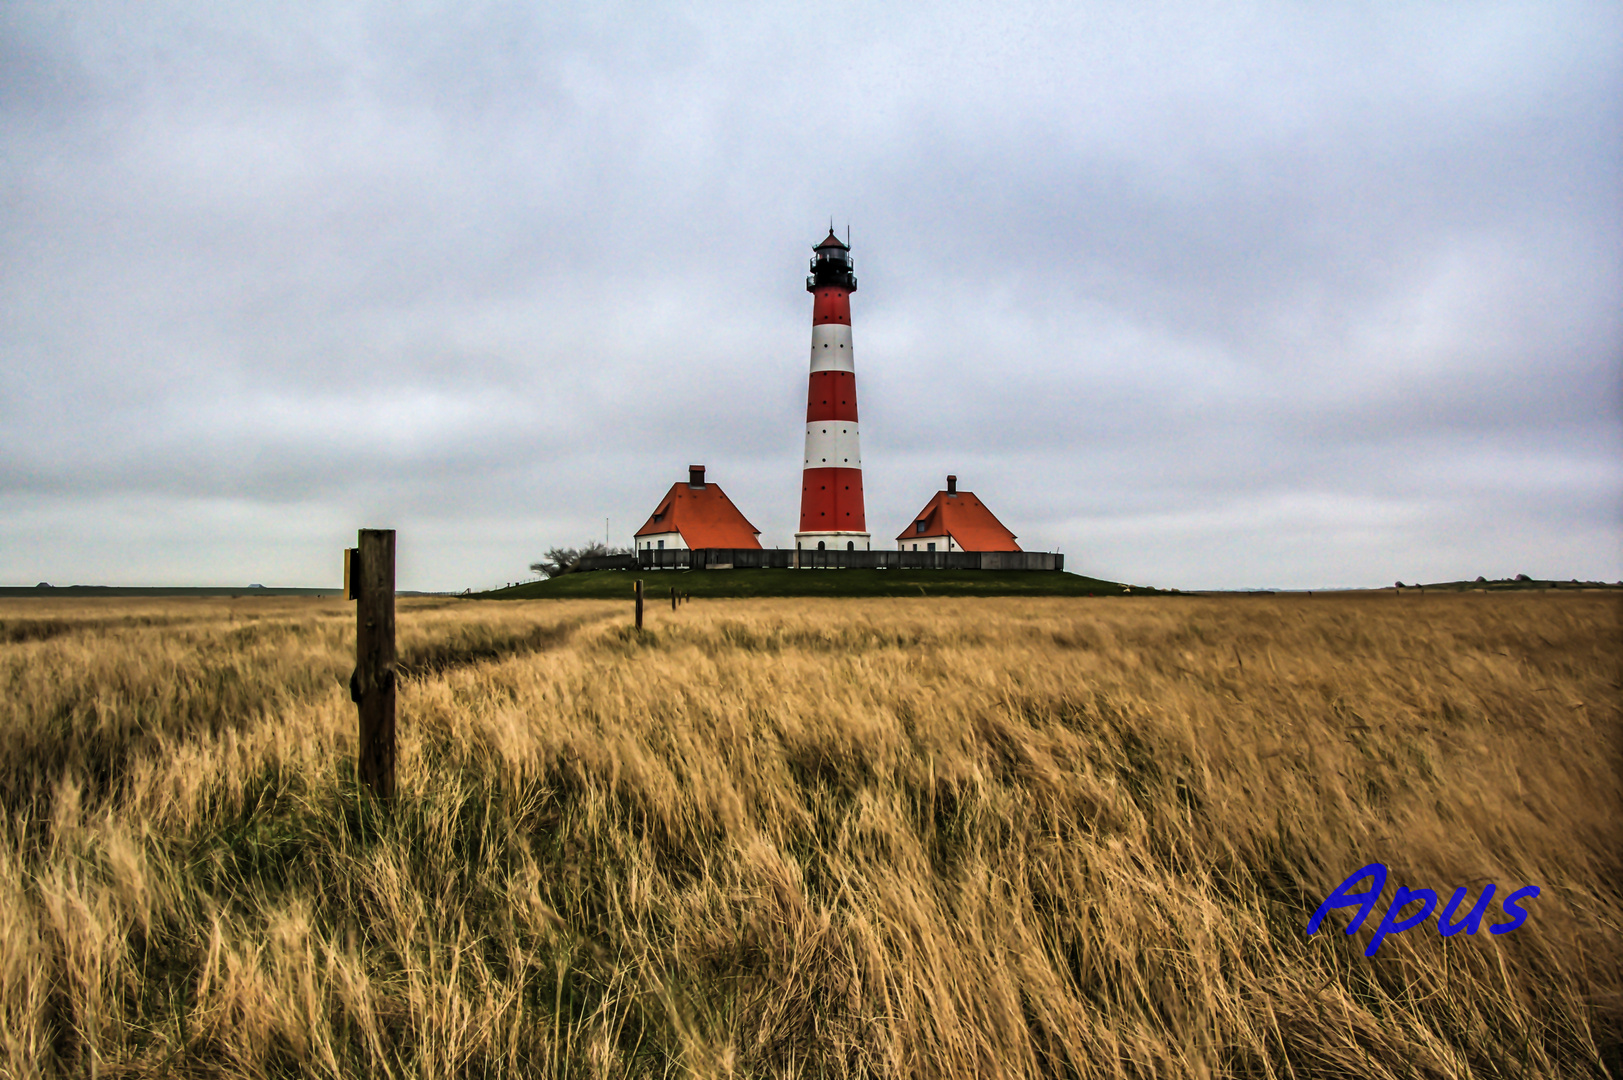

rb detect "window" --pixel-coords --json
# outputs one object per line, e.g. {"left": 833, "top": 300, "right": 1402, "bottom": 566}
{"left": 657, "top": 540, "right": 664, "bottom": 550}
{"left": 817, "top": 541, "right": 825, "bottom": 550}
{"left": 847, "top": 541, "right": 854, "bottom": 550}
{"left": 911, "top": 544, "right": 918, "bottom": 551}
{"left": 928, "top": 543, "right": 936, "bottom": 552}
{"left": 916, "top": 521, "right": 926, "bottom": 533}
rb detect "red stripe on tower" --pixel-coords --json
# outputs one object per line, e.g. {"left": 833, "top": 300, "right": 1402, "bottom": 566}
{"left": 796, "top": 228, "right": 871, "bottom": 551}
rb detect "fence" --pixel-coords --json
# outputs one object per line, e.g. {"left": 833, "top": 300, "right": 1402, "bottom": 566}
{"left": 577, "top": 548, "right": 1063, "bottom": 572}
{"left": 575, "top": 554, "right": 641, "bottom": 572}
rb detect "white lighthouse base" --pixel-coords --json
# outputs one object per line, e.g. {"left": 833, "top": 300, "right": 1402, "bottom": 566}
{"left": 795, "top": 531, "right": 871, "bottom": 553}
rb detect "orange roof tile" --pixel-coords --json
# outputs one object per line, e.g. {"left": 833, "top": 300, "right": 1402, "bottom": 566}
{"left": 894, "top": 488, "right": 1020, "bottom": 551}
{"left": 634, "top": 480, "right": 763, "bottom": 548}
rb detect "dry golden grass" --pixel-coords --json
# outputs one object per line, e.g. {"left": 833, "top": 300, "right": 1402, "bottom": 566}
{"left": 0, "top": 592, "right": 1618, "bottom": 1078}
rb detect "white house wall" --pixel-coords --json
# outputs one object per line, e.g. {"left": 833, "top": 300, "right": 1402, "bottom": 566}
{"left": 897, "top": 533, "right": 960, "bottom": 553}
{"left": 635, "top": 531, "right": 686, "bottom": 551}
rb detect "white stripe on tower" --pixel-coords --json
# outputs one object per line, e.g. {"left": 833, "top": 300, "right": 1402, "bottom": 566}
{"left": 809, "top": 324, "right": 855, "bottom": 372}
{"left": 803, "top": 422, "right": 862, "bottom": 467}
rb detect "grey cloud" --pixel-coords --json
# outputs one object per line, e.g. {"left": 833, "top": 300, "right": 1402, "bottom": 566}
{"left": 2, "top": 1, "right": 1618, "bottom": 589}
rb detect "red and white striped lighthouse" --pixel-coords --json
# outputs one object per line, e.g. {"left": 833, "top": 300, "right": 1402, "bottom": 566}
{"left": 796, "top": 228, "right": 871, "bottom": 552}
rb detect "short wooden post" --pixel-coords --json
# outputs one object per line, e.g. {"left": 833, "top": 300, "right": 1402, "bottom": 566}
{"left": 347, "top": 529, "right": 396, "bottom": 801}
{"left": 634, "top": 579, "right": 644, "bottom": 629}
{"left": 670, "top": 586, "right": 677, "bottom": 611}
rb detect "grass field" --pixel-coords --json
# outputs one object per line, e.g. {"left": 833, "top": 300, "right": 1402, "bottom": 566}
{"left": 0, "top": 592, "right": 1618, "bottom": 1078}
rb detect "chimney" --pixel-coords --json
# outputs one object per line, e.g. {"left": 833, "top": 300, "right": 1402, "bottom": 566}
{"left": 689, "top": 464, "right": 706, "bottom": 488}
{"left": 947, "top": 474, "right": 957, "bottom": 495}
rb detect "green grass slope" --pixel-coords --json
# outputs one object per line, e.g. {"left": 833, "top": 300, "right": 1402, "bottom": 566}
{"left": 1413, "top": 577, "right": 1622, "bottom": 592}
{"left": 479, "top": 568, "right": 1165, "bottom": 600}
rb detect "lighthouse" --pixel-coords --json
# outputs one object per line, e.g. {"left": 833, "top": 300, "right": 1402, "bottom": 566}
{"left": 796, "top": 229, "right": 871, "bottom": 552}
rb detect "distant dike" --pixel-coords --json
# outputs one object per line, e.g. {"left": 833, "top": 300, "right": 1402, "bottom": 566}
{"left": 0, "top": 586, "right": 449, "bottom": 598}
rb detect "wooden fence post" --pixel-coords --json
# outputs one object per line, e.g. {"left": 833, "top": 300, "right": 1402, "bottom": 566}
{"left": 347, "top": 529, "right": 396, "bottom": 801}
{"left": 671, "top": 586, "right": 677, "bottom": 611}
{"left": 634, "top": 579, "right": 644, "bottom": 629}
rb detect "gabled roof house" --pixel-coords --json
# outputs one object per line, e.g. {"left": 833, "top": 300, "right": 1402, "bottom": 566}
{"left": 895, "top": 475, "right": 1020, "bottom": 553}
{"left": 635, "top": 466, "right": 763, "bottom": 551}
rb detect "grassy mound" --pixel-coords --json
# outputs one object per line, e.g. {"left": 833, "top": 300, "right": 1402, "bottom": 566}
{"left": 1410, "top": 577, "right": 1622, "bottom": 592}
{"left": 480, "top": 568, "right": 1163, "bottom": 600}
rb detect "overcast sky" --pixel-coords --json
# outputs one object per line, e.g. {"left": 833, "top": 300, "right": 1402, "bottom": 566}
{"left": 3, "top": 2, "right": 1619, "bottom": 591}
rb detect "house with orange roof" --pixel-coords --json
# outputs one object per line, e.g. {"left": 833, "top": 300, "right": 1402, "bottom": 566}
{"left": 895, "top": 475, "right": 1020, "bottom": 553}
{"left": 634, "top": 466, "right": 763, "bottom": 552}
